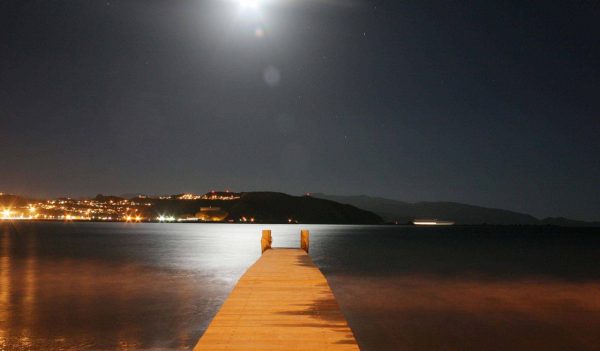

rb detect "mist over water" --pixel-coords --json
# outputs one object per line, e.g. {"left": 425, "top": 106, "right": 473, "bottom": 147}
{"left": 1, "top": 223, "right": 599, "bottom": 350}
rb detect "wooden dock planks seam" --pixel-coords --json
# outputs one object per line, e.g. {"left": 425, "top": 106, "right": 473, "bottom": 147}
{"left": 194, "top": 248, "right": 360, "bottom": 351}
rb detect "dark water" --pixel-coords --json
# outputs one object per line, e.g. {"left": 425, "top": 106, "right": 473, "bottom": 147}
{"left": 1, "top": 223, "right": 600, "bottom": 351}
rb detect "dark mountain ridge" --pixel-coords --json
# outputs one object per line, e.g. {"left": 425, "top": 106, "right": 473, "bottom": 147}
{"left": 311, "top": 193, "right": 599, "bottom": 226}
{"left": 228, "top": 192, "right": 382, "bottom": 224}
{"left": 145, "top": 192, "right": 383, "bottom": 224}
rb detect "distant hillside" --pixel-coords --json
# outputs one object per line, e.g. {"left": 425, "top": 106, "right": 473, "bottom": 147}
{"left": 227, "top": 192, "right": 382, "bottom": 224}
{"left": 310, "top": 193, "right": 547, "bottom": 225}
{"left": 143, "top": 192, "right": 383, "bottom": 224}
{"left": 0, "top": 192, "right": 382, "bottom": 224}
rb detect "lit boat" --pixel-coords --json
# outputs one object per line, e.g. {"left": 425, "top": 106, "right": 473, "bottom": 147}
{"left": 413, "top": 219, "right": 455, "bottom": 226}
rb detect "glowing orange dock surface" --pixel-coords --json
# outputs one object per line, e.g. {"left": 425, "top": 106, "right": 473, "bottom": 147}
{"left": 194, "top": 248, "right": 360, "bottom": 351}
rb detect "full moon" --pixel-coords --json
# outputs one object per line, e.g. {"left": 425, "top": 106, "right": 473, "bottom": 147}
{"left": 238, "top": 0, "right": 260, "bottom": 10}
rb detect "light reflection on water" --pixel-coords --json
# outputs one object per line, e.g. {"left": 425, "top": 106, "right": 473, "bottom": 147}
{"left": 0, "top": 222, "right": 599, "bottom": 351}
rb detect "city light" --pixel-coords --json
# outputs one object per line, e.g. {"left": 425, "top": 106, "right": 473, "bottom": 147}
{"left": 157, "top": 215, "right": 176, "bottom": 222}
{"left": 178, "top": 193, "right": 203, "bottom": 200}
{"left": 0, "top": 190, "right": 236, "bottom": 222}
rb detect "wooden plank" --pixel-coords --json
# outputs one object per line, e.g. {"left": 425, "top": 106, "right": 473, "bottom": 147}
{"left": 301, "top": 229, "right": 310, "bottom": 253}
{"left": 194, "top": 248, "right": 360, "bottom": 351}
{"left": 261, "top": 229, "right": 272, "bottom": 253}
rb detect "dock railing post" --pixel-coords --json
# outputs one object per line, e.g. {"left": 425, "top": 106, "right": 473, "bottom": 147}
{"left": 261, "top": 229, "right": 272, "bottom": 254}
{"left": 301, "top": 229, "right": 309, "bottom": 253}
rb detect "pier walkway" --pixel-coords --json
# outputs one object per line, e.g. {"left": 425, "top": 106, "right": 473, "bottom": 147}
{"left": 194, "top": 230, "right": 360, "bottom": 351}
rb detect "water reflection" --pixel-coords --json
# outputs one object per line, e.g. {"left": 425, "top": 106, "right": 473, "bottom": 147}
{"left": 327, "top": 275, "right": 600, "bottom": 351}
{"left": 0, "top": 222, "right": 263, "bottom": 350}
{"left": 308, "top": 225, "right": 600, "bottom": 351}
{"left": 0, "top": 227, "right": 10, "bottom": 346}
{"left": 0, "top": 223, "right": 599, "bottom": 351}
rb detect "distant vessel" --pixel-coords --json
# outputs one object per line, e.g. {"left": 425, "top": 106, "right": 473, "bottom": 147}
{"left": 413, "top": 219, "right": 455, "bottom": 226}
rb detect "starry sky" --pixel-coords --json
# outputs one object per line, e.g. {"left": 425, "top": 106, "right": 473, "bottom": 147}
{"left": 1, "top": 0, "right": 599, "bottom": 220}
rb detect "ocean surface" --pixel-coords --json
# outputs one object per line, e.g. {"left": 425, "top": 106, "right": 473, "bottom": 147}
{"left": 1, "top": 222, "right": 600, "bottom": 351}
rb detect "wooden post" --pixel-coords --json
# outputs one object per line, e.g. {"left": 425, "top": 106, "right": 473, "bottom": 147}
{"left": 300, "top": 229, "right": 309, "bottom": 253}
{"left": 261, "top": 229, "right": 272, "bottom": 254}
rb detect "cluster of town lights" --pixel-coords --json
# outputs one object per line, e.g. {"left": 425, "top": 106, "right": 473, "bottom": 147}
{"left": 0, "top": 207, "right": 97, "bottom": 221}
{"left": 1, "top": 208, "right": 38, "bottom": 220}
{"left": 0, "top": 191, "right": 261, "bottom": 223}
{"left": 1, "top": 208, "right": 268, "bottom": 224}
{"left": 0, "top": 207, "right": 182, "bottom": 223}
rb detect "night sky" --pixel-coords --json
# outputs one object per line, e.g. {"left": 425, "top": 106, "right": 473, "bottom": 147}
{"left": 1, "top": 0, "right": 599, "bottom": 220}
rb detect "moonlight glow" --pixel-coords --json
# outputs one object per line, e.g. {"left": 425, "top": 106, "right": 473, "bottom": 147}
{"left": 238, "top": 0, "right": 260, "bottom": 10}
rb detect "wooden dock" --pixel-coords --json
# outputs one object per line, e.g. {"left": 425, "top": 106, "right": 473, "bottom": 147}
{"left": 194, "top": 230, "right": 360, "bottom": 351}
